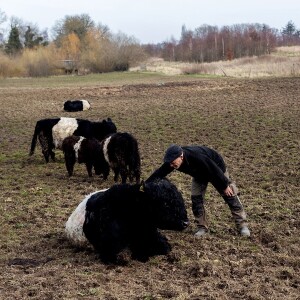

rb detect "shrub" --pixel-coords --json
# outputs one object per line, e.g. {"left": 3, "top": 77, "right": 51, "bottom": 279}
{"left": 21, "top": 47, "right": 59, "bottom": 77}
{"left": 181, "top": 63, "right": 217, "bottom": 75}
{"left": 0, "top": 51, "right": 25, "bottom": 77}
{"left": 0, "top": 52, "right": 14, "bottom": 78}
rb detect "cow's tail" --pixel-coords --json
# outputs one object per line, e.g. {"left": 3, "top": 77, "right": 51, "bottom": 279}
{"left": 29, "top": 121, "right": 41, "bottom": 156}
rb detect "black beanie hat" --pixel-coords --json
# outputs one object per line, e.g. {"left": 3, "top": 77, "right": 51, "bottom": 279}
{"left": 164, "top": 144, "right": 183, "bottom": 163}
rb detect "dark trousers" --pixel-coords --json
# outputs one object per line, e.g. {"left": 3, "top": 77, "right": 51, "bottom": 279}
{"left": 191, "top": 171, "right": 247, "bottom": 230}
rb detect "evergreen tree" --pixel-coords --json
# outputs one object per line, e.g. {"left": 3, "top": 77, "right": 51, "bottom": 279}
{"left": 281, "top": 21, "right": 296, "bottom": 37}
{"left": 24, "top": 26, "right": 44, "bottom": 48}
{"left": 5, "top": 26, "right": 23, "bottom": 55}
{"left": 281, "top": 21, "right": 300, "bottom": 45}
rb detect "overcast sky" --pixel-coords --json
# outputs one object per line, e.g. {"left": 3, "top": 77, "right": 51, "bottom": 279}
{"left": 1, "top": 0, "right": 299, "bottom": 43}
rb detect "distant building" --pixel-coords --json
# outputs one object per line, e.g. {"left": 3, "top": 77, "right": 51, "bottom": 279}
{"left": 58, "top": 60, "right": 78, "bottom": 74}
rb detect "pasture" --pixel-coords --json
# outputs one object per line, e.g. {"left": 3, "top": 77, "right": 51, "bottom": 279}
{"left": 0, "top": 73, "right": 299, "bottom": 299}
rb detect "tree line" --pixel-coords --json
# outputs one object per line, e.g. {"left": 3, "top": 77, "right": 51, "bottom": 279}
{"left": 0, "top": 8, "right": 299, "bottom": 77}
{"left": 144, "top": 21, "right": 300, "bottom": 62}
{"left": 0, "top": 12, "right": 145, "bottom": 77}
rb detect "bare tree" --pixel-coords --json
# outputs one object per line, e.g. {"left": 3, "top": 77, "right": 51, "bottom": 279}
{"left": 155, "top": 23, "right": 279, "bottom": 63}
{"left": 0, "top": 9, "right": 7, "bottom": 44}
{"left": 52, "top": 14, "right": 95, "bottom": 46}
{"left": 112, "top": 32, "right": 146, "bottom": 70}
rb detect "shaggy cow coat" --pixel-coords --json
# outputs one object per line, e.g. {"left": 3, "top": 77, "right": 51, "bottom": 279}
{"left": 62, "top": 136, "right": 103, "bottom": 177}
{"left": 61, "top": 132, "right": 141, "bottom": 182}
{"left": 63, "top": 100, "right": 91, "bottom": 112}
{"left": 99, "top": 132, "right": 141, "bottom": 183}
{"left": 29, "top": 117, "right": 117, "bottom": 162}
{"left": 65, "top": 179, "right": 189, "bottom": 264}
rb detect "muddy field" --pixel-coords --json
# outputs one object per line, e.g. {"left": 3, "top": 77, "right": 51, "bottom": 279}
{"left": 0, "top": 75, "right": 299, "bottom": 299}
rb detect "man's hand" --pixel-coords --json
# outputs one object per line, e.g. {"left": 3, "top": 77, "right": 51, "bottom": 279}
{"left": 224, "top": 186, "right": 234, "bottom": 197}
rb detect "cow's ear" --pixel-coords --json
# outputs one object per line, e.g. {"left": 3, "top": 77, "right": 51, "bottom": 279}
{"left": 107, "top": 118, "right": 112, "bottom": 122}
{"left": 139, "top": 180, "right": 145, "bottom": 192}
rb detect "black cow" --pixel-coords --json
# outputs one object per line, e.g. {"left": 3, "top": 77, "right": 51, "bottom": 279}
{"left": 65, "top": 179, "right": 189, "bottom": 264}
{"left": 29, "top": 117, "right": 117, "bottom": 162}
{"left": 99, "top": 132, "right": 141, "bottom": 183}
{"left": 62, "top": 136, "right": 102, "bottom": 177}
{"left": 63, "top": 100, "right": 91, "bottom": 112}
{"left": 62, "top": 132, "right": 141, "bottom": 182}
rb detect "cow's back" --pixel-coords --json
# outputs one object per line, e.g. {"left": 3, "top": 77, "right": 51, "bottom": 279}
{"left": 52, "top": 118, "right": 79, "bottom": 149}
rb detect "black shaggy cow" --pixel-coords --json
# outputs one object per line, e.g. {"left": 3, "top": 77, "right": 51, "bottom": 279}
{"left": 99, "top": 132, "right": 141, "bottom": 183}
{"left": 65, "top": 179, "right": 189, "bottom": 264}
{"left": 62, "top": 136, "right": 102, "bottom": 177}
{"left": 63, "top": 100, "right": 91, "bottom": 112}
{"left": 62, "top": 132, "right": 141, "bottom": 182}
{"left": 29, "top": 117, "right": 117, "bottom": 162}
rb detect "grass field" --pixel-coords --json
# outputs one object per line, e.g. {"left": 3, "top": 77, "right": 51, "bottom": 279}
{"left": 0, "top": 72, "right": 299, "bottom": 299}
{"left": 133, "top": 46, "right": 300, "bottom": 78}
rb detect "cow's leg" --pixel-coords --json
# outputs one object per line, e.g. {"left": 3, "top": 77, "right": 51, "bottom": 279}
{"left": 127, "top": 165, "right": 134, "bottom": 183}
{"left": 39, "top": 134, "right": 50, "bottom": 163}
{"left": 102, "top": 164, "right": 110, "bottom": 180}
{"left": 133, "top": 167, "right": 141, "bottom": 184}
{"left": 65, "top": 153, "right": 76, "bottom": 176}
{"left": 85, "top": 220, "right": 125, "bottom": 264}
{"left": 47, "top": 133, "right": 55, "bottom": 161}
{"left": 42, "top": 151, "right": 49, "bottom": 163}
{"left": 130, "top": 230, "right": 171, "bottom": 262}
{"left": 113, "top": 167, "right": 120, "bottom": 182}
{"left": 50, "top": 148, "right": 55, "bottom": 161}
{"left": 97, "top": 235, "right": 125, "bottom": 264}
{"left": 119, "top": 166, "right": 128, "bottom": 184}
{"left": 85, "top": 162, "right": 93, "bottom": 177}
{"left": 147, "top": 231, "right": 171, "bottom": 256}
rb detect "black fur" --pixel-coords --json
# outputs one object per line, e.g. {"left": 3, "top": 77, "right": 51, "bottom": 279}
{"left": 62, "top": 136, "right": 103, "bottom": 177}
{"left": 64, "top": 100, "right": 89, "bottom": 112}
{"left": 82, "top": 179, "right": 189, "bottom": 264}
{"left": 29, "top": 117, "right": 117, "bottom": 162}
{"left": 100, "top": 132, "right": 141, "bottom": 183}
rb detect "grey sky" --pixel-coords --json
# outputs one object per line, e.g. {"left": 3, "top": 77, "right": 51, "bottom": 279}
{"left": 1, "top": 0, "right": 299, "bottom": 43}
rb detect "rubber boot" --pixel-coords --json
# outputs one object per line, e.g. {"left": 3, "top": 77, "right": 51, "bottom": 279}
{"left": 223, "top": 194, "right": 250, "bottom": 237}
{"left": 191, "top": 195, "right": 208, "bottom": 237}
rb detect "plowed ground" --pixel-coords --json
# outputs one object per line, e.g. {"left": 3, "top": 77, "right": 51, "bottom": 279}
{"left": 0, "top": 76, "right": 299, "bottom": 299}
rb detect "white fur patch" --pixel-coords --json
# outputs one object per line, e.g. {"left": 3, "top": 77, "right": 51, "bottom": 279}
{"left": 81, "top": 100, "right": 91, "bottom": 111}
{"left": 74, "top": 136, "right": 85, "bottom": 159}
{"left": 102, "top": 136, "right": 112, "bottom": 165}
{"left": 52, "top": 118, "right": 79, "bottom": 149}
{"left": 65, "top": 189, "right": 108, "bottom": 247}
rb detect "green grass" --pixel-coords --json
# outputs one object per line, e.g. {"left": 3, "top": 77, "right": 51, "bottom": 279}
{"left": 0, "top": 71, "right": 198, "bottom": 88}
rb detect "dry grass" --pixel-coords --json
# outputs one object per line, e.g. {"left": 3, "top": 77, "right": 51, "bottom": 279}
{"left": 274, "top": 45, "right": 300, "bottom": 56}
{"left": 131, "top": 46, "right": 300, "bottom": 78}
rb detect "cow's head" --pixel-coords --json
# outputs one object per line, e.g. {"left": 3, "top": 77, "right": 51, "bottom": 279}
{"left": 63, "top": 100, "right": 71, "bottom": 109}
{"left": 93, "top": 118, "right": 117, "bottom": 141}
{"left": 144, "top": 179, "right": 189, "bottom": 231}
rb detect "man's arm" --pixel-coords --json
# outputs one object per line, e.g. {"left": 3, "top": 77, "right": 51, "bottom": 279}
{"left": 200, "top": 156, "right": 230, "bottom": 192}
{"left": 145, "top": 163, "right": 174, "bottom": 183}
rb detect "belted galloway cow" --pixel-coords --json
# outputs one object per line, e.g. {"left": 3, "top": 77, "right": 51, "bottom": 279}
{"left": 63, "top": 100, "right": 91, "bottom": 112}
{"left": 29, "top": 117, "right": 116, "bottom": 162}
{"left": 62, "top": 132, "right": 141, "bottom": 183}
{"left": 65, "top": 178, "right": 189, "bottom": 264}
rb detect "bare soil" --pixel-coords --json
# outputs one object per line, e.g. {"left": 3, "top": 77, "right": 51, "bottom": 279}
{"left": 0, "top": 76, "right": 299, "bottom": 299}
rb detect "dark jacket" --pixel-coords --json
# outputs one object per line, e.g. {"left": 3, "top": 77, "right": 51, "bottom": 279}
{"left": 146, "top": 146, "right": 229, "bottom": 192}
